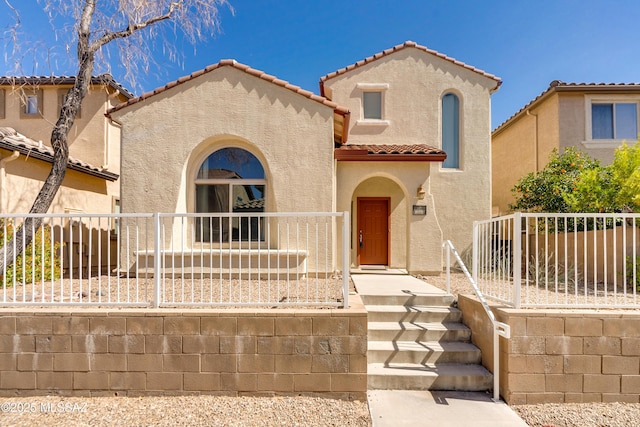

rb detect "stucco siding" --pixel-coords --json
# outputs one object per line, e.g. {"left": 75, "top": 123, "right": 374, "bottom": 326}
{"left": 558, "top": 94, "right": 618, "bottom": 165}
{"left": 492, "top": 93, "right": 561, "bottom": 214}
{"left": 325, "top": 47, "right": 496, "bottom": 265}
{"left": 336, "top": 162, "right": 442, "bottom": 273}
{"left": 114, "top": 66, "right": 335, "bottom": 216}
{"left": 0, "top": 150, "right": 112, "bottom": 214}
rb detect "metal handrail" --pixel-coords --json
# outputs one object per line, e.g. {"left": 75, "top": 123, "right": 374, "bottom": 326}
{"left": 442, "top": 240, "right": 510, "bottom": 402}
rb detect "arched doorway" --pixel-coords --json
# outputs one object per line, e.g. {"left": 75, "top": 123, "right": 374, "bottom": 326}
{"left": 352, "top": 177, "right": 406, "bottom": 269}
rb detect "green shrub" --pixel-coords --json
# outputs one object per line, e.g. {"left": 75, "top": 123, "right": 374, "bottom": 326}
{"left": 565, "top": 142, "right": 640, "bottom": 214}
{"left": 625, "top": 255, "right": 640, "bottom": 292}
{"left": 0, "top": 220, "right": 62, "bottom": 285}
{"left": 510, "top": 147, "right": 600, "bottom": 213}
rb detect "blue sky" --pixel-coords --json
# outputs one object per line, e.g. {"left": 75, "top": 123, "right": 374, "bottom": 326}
{"left": 2, "top": 0, "right": 640, "bottom": 129}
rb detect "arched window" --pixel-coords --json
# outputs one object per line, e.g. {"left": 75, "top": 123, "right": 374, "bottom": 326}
{"left": 195, "top": 147, "right": 266, "bottom": 242}
{"left": 442, "top": 93, "right": 460, "bottom": 169}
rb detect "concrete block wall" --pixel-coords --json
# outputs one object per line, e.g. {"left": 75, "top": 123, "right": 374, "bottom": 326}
{"left": 458, "top": 295, "right": 640, "bottom": 405}
{"left": 0, "top": 297, "right": 367, "bottom": 399}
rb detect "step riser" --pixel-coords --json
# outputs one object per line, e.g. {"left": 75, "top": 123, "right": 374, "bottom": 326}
{"left": 367, "top": 311, "right": 461, "bottom": 323}
{"left": 361, "top": 295, "right": 455, "bottom": 306}
{"left": 367, "top": 374, "right": 493, "bottom": 391}
{"left": 367, "top": 350, "right": 481, "bottom": 364}
{"left": 368, "top": 329, "right": 470, "bottom": 342}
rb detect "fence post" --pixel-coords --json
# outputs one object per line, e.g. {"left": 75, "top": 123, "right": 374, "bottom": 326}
{"left": 152, "top": 213, "right": 161, "bottom": 308}
{"left": 472, "top": 221, "right": 479, "bottom": 284}
{"left": 513, "top": 212, "right": 522, "bottom": 309}
{"left": 342, "top": 211, "right": 350, "bottom": 308}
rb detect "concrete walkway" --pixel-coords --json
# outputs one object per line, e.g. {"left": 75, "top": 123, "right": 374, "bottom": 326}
{"left": 351, "top": 274, "right": 528, "bottom": 427}
{"left": 367, "top": 390, "right": 528, "bottom": 427}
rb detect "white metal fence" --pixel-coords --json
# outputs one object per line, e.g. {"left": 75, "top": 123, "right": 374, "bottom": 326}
{"left": 473, "top": 212, "right": 640, "bottom": 309}
{"left": 0, "top": 212, "right": 350, "bottom": 308}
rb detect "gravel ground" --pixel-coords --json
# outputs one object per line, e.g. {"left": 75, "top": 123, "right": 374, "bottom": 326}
{"left": 421, "top": 271, "right": 640, "bottom": 427}
{"left": 1, "top": 275, "right": 349, "bottom": 308}
{"left": 0, "top": 395, "right": 371, "bottom": 427}
{"left": 511, "top": 402, "right": 640, "bottom": 427}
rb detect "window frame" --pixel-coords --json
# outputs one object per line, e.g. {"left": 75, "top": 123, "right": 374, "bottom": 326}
{"left": 193, "top": 147, "right": 267, "bottom": 246}
{"left": 58, "top": 89, "right": 81, "bottom": 119}
{"left": 355, "top": 83, "right": 390, "bottom": 126}
{"left": 584, "top": 95, "right": 640, "bottom": 149}
{"left": 0, "top": 89, "right": 5, "bottom": 119}
{"left": 441, "top": 91, "right": 462, "bottom": 170}
{"left": 20, "top": 89, "right": 43, "bottom": 119}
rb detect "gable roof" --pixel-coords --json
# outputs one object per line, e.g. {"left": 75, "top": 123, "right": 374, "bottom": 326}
{"left": 492, "top": 80, "right": 640, "bottom": 136}
{"left": 0, "top": 74, "right": 134, "bottom": 99}
{"left": 0, "top": 127, "right": 119, "bottom": 181}
{"left": 108, "top": 59, "right": 349, "bottom": 115}
{"left": 107, "top": 59, "right": 351, "bottom": 144}
{"left": 319, "top": 40, "right": 501, "bottom": 96}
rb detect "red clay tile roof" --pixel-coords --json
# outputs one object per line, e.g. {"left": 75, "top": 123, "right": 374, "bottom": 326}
{"left": 492, "top": 80, "right": 640, "bottom": 135}
{"left": 108, "top": 59, "right": 349, "bottom": 115}
{"left": 0, "top": 127, "right": 118, "bottom": 181}
{"left": 334, "top": 144, "right": 446, "bottom": 162}
{"left": 0, "top": 74, "right": 133, "bottom": 99}
{"left": 319, "top": 41, "right": 501, "bottom": 91}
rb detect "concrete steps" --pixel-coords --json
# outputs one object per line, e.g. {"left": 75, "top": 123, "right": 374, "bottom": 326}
{"left": 353, "top": 274, "right": 492, "bottom": 392}
{"left": 368, "top": 340, "right": 482, "bottom": 364}
{"left": 368, "top": 363, "right": 493, "bottom": 391}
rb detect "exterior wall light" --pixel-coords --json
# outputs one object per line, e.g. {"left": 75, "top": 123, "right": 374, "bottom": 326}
{"left": 417, "top": 185, "right": 426, "bottom": 200}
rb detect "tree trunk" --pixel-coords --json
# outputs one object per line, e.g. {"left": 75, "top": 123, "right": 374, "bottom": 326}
{"left": 0, "top": 37, "right": 96, "bottom": 276}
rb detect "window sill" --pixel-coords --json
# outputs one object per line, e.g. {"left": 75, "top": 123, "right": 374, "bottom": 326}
{"left": 355, "top": 119, "right": 390, "bottom": 127}
{"left": 581, "top": 139, "right": 633, "bottom": 149}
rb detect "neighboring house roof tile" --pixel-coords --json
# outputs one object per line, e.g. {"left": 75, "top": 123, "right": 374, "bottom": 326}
{"left": 234, "top": 198, "right": 265, "bottom": 211}
{"left": 0, "top": 74, "right": 134, "bottom": 99}
{"left": 493, "top": 80, "right": 640, "bottom": 136}
{"left": 0, "top": 127, "right": 119, "bottom": 181}
{"left": 319, "top": 40, "right": 501, "bottom": 90}
{"left": 334, "top": 144, "right": 446, "bottom": 162}
{"left": 108, "top": 59, "right": 349, "bottom": 115}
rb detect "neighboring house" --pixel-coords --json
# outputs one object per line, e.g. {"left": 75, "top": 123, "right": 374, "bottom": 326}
{"left": 492, "top": 80, "right": 640, "bottom": 214}
{"left": 0, "top": 75, "right": 132, "bottom": 214}
{"left": 108, "top": 41, "right": 500, "bottom": 274}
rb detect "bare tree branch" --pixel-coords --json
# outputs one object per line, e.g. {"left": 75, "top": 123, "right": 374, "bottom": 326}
{"left": 0, "top": 0, "right": 231, "bottom": 275}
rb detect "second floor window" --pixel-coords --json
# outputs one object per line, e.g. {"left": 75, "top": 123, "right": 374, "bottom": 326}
{"left": 20, "top": 90, "right": 43, "bottom": 118}
{"left": 442, "top": 93, "right": 460, "bottom": 169}
{"left": 363, "top": 91, "right": 382, "bottom": 120}
{"left": 592, "top": 103, "right": 637, "bottom": 140}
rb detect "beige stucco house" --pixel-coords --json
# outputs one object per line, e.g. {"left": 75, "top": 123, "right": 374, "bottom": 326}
{"left": 492, "top": 80, "right": 640, "bottom": 214}
{"left": 108, "top": 41, "right": 500, "bottom": 274}
{"left": 0, "top": 75, "right": 131, "bottom": 214}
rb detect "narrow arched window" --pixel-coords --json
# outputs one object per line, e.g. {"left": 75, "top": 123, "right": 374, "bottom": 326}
{"left": 195, "top": 147, "right": 266, "bottom": 242}
{"left": 442, "top": 93, "right": 460, "bottom": 169}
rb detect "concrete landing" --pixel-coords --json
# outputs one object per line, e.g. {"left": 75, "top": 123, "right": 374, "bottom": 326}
{"left": 351, "top": 274, "right": 447, "bottom": 297}
{"left": 367, "top": 390, "right": 528, "bottom": 427}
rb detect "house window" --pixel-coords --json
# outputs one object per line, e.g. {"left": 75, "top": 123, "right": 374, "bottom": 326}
{"left": 0, "top": 89, "right": 5, "bottom": 119}
{"left": 591, "top": 103, "right": 637, "bottom": 140}
{"left": 58, "top": 89, "right": 81, "bottom": 118}
{"left": 355, "top": 83, "right": 390, "bottom": 126}
{"left": 442, "top": 93, "right": 460, "bottom": 169}
{"left": 363, "top": 92, "right": 382, "bottom": 119}
{"left": 194, "top": 147, "right": 266, "bottom": 243}
{"left": 20, "top": 89, "right": 43, "bottom": 118}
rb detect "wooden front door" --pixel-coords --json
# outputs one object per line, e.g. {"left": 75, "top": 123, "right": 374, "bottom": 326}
{"left": 357, "top": 198, "right": 390, "bottom": 265}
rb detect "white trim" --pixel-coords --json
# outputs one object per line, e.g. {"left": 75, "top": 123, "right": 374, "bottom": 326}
{"left": 581, "top": 139, "right": 633, "bottom": 149}
{"left": 355, "top": 119, "right": 390, "bottom": 127}
{"left": 356, "top": 83, "right": 389, "bottom": 90}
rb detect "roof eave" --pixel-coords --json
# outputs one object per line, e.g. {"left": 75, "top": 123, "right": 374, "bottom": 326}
{"left": 334, "top": 150, "right": 446, "bottom": 162}
{"left": 0, "top": 141, "right": 119, "bottom": 181}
